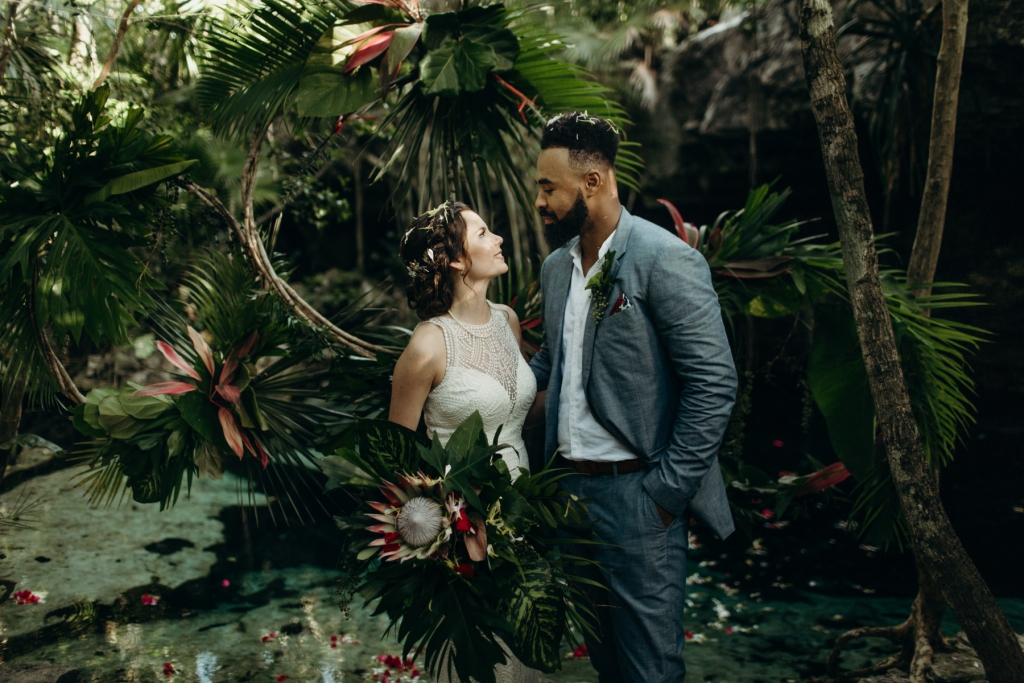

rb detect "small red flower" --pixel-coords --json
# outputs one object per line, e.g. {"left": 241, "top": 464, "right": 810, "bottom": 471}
{"left": 141, "top": 594, "right": 160, "bottom": 606}
{"left": 276, "top": 676, "right": 290, "bottom": 682}
{"left": 13, "top": 590, "right": 41, "bottom": 605}
{"left": 163, "top": 662, "right": 175, "bottom": 677}
{"left": 684, "top": 630, "right": 694, "bottom": 639}
{"left": 760, "top": 508, "right": 775, "bottom": 520}
{"left": 455, "top": 509, "right": 472, "bottom": 532}
{"left": 772, "top": 439, "right": 784, "bottom": 447}
{"left": 725, "top": 627, "right": 734, "bottom": 634}
{"left": 454, "top": 563, "right": 474, "bottom": 579}
{"left": 572, "top": 644, "right": 589, "bottom": 659}
{"left": 221, "top": 579, "right": 230, "bottom": 587}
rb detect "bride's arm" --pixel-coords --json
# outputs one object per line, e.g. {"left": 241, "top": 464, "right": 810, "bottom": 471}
{"left": 388, "top": 324, "right": 445, "bottom": 431}
{"left": 525, "top": 390, "right": 546, "bottom": 429}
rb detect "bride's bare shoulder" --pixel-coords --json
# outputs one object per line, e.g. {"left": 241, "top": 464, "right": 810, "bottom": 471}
{"left": 402, "top": 321, "right": 446, "bottom": 361}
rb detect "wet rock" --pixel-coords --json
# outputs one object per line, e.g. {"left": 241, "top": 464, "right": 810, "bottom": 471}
{"left": 856, "top": 632, "right": 1024, "bottom": 683}
{"left": 0, "top": 662, "right": 81, "bottom": 682}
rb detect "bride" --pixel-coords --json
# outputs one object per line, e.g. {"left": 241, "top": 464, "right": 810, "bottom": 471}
{"left": 389, "top": 201, "right": 543, "bottom": 683}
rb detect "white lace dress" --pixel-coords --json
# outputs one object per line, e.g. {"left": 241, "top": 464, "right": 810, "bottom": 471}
{"left": 422, "top": 302, "right": 537, "bottom": 481}
{"left": 421, "top": 301, "right": 540, "bottom": 683}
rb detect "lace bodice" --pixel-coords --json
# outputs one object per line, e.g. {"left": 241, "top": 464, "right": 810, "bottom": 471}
{"left": 421, "top": 302, "right": 538, "bottom": 480}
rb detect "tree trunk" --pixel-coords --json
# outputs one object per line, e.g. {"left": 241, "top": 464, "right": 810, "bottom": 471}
{"left": 795, "top": 1, "right": 1024, "bottom": 681}
{"left": 906, "top": 0, "right": 969, "bottom": 298}
{"left": 0, "top": 1, "right": 20, "bottom": 91}
{"left": 0, "top": 368, "right": 27, "bottom": 487}
{"left": 93, "top": 0, "right": 142, "bottom": 90}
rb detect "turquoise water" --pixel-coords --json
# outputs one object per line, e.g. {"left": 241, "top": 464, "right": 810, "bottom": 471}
{"left": 1, "top": 466, "right": 1021, "bottom": 682}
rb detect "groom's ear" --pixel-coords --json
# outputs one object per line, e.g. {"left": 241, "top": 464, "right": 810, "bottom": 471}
{"left": 582, "top": 169, "right": 604, "bottom": 198}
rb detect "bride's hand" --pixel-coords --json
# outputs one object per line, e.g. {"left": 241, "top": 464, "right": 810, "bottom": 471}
{"left": 525, "top": 390, "right": 546, "bottom": 429}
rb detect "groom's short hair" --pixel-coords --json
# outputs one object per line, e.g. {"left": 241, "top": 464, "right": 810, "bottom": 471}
{"left": 540, "top": 112, "right": 620, "bottom": 171}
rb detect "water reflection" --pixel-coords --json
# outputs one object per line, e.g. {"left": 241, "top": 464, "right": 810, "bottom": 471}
{"left": 1, "top": 467, "right": 1022, "bottom": 682}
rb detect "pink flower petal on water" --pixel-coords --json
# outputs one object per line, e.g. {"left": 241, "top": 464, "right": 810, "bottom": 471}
{"left": 133, "top": 382, "right": 197, "bottom": 396}
{"left": 187, "top": 325, "right": 215, "bottom": 377}
{"left": 216, "top": 384, "right": 241, "bottom": 405}
{"left": 156, "top": 341, "right": 201, "bottom": 380}
{"left": 218, "top": 407, "right": 244, "bottom": 459}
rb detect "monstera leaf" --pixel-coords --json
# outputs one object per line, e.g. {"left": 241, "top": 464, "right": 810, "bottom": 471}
{"left": 419, "top": 37, "right": 498, "bottom": 95}
{"left": 509, "top": 554, "right": 567, "bottom": 673}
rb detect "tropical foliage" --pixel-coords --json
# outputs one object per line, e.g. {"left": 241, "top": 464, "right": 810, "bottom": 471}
{"left": 0, "top": 86, "right": 196, "bottom": 405}
{"left": 324, "top": 413, "right": 595, "bottom": 683}
{"left": 67, "top": 249, "right": 394, "bottom": 518}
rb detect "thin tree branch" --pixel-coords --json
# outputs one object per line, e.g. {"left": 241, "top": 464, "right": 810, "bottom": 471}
{"left": 93, "top": 0, "right": 142, "bottom": 90}
{"left": 906, "top": 0, "right": 969, "bottom": 298}
{"left": 177, "top": 175, "right": 395, "bottom": 359}
{"left": 0, "top": 1, "right": 20, "bottom": 91}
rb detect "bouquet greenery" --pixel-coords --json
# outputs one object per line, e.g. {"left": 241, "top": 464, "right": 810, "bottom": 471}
{"left": 322, "top": 414, "right": 598, "bottom": 683}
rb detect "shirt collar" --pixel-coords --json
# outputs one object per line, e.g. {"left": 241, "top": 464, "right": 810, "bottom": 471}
{"left": 569, "top": 229, "right": 617, "bottom": 275}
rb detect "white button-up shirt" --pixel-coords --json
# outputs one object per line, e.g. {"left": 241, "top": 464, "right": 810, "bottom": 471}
{"left": 557, "top": 231, "right": 636, "bottom": 462}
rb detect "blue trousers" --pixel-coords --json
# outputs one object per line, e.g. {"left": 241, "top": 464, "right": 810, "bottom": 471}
{"left": 561, "top": 469, "right": 689, "bottom": 683}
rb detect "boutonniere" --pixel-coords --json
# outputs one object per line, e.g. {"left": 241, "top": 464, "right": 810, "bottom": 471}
{"left": 585, "top": 250, "right": 619, "bottom": 324}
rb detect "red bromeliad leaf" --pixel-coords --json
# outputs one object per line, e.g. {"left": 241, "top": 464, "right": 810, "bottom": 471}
{"left": 344, "top": 32, "right": 394, "bottom": 73}
{"left": 218, "top": 407, "right": 244, "bottom": 459}
{"left": 242, "top": 433, "right": 270, "bottom": 469}
{"left": 340, "top": 23, "right": 405, "bottom": 47}
{"left": 520, "top": 317, "right": 541, "bottom": 330}
{"left": 216, "top": 383, "right": 241, "bottom": 405}
{"left": 219, "top": 352, "right": 238, "bottom": 386}
{"left": 657, "top": 198, "right": 698, "bottom": 248}
{"left": 796, "top": 462, "right": 851, "bottom": 496}
{"left": 187, "top": 326, "right": 215, "bottom": 377}
{"left": 134, "top": 382, "right": 197, "bottom": 397}
{"left": 156, "top": 341, "right": 201, "bottom": 381}
{"left": 237, "top": 330, "right": 260, "bottom": 358}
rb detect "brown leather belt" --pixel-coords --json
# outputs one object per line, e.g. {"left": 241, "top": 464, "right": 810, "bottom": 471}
{"left": 558, "top": 457, "right": 644, "bottom": 476}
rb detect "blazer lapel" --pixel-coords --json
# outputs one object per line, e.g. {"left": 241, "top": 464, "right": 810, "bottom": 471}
{"left": 547, "top": 240, "right": 577, "bottom": 381}
{"left": 582, "top": 209, "right": 634, "bottom": 390}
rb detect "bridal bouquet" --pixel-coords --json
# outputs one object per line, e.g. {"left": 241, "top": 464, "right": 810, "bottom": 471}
{"left": 320, "top": 413, "right": 597, "bottom": 683}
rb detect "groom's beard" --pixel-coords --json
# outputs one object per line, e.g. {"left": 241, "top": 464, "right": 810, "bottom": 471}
{"left": 540, "top": 190, "right": 590, "bottom": 250}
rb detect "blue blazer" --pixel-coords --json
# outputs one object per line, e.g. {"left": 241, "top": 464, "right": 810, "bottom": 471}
{"left": 529, "top": 208, "right": 737, "bottom": 539}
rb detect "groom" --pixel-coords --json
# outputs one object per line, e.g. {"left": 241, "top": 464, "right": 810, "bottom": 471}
{"left": 528, "top": 112, "right": 737, "bottom": 682}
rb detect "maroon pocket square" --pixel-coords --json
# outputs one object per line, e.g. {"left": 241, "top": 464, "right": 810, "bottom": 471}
{"left": 609, "top": 293, "right": 633, "bottom": 316}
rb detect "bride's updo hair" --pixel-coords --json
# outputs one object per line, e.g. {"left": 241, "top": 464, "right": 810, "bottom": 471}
{"left": 400, "top": 201, "right": 474, "bottom": 320}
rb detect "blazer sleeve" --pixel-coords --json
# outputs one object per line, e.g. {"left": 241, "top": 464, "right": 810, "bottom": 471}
{"left": 529, "top": 258, "right": 552, "bottom": 391}
{"left": 641, "top": 239, "right": 737, "bottom": 516}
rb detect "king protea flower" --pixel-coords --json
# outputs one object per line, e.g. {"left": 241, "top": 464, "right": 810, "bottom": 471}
{"left": 363, "top": 473, "right": 488, "bottom": 566}
{"left": 133, "top": 328, "right": 268, "bottom": 468}
{"left": 365, "top": 473, "right": 450, "bottom": 562}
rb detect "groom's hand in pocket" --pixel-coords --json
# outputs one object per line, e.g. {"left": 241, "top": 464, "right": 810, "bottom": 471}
{"left": 655, "top": 502, "right": 674, "bottom": 529}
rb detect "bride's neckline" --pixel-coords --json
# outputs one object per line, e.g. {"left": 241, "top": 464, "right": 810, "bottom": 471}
{"left": 446, "top": 302, "right": 494, "bottom": 336}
